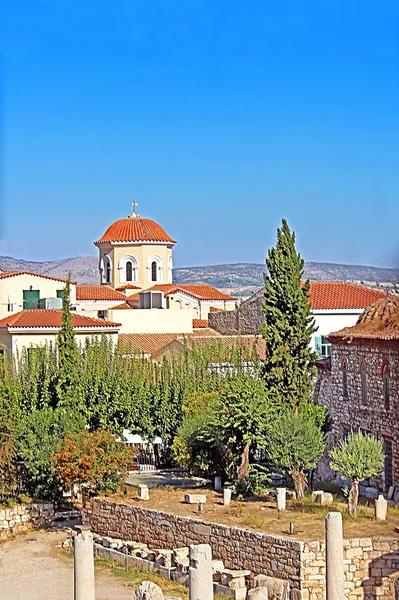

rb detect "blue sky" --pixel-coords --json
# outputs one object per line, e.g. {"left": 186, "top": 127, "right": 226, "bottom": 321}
{"left": 0, "top": 1, "right": 398, "bottom": 268}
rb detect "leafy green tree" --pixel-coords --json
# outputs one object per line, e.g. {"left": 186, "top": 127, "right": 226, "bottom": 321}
{"left": 330, "top": 431, "right": 384, "bottom": 516}
{"left": 266, "top": 410, "right": 325, "bottom": 498}
{"left": 212, "top": 375, "right": 273, "bottom": 479}
{"left": 51, "top": 428, "right": 135, "bottom": 496}
{"left": 56, "top": 277, "right": 82, "bottom": 410}
{"left": 261, "top": 219, "right": 317, "bottom": 410}
{"left": 172, "top": 392, "right": 228, "bottom": 477}
{"left": 18, "top": 407, "right": 84, "bottom": 500}
{"left": 0, "top": 393, "right": 18, "bottom": 497}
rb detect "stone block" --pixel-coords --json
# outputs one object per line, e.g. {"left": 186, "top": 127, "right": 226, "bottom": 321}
{"left": 253, "top": 574, "right": 288, "bottom": 600}
{"left": 138, "top": 484, "right": 150, "bottom": 501}
{"left": 184, "top": 493, "right": 206, "bottom": 504}
{"left": 134, "top": 581, "right": 164, "bottom": 600}
{"left": 312, "top": 491, "right": 324, "bottom": 504}
{"left": 321, "top": 493, "right": 333, "bottom": 506}
{"left": 375, "top": 495, "right": 388, "bottom": 521}
{"left": 248, "top": 588, "right": 269, "bottom": 600}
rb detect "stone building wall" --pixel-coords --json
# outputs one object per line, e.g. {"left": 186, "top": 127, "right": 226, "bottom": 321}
{"left": 302, "top": 537, "right": 399, "bottom": 600}
{"left": 209, "top": 288, "right": 264, "bottom": 335}
{"left": 83, "top": 498, "right": 399, "bottom": 600}
{"left": 0, "top": 502, "right": 54, "bottom": 540}
{"left": 316, "top": 340, "right": 399, "bottom": 488}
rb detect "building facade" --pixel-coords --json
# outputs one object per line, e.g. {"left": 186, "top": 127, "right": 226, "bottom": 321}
{"left": 316, "top": 295, "right": 399, "bottom": 490}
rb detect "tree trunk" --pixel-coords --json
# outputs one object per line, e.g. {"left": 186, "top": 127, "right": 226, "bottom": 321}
{"left": 237, "top": 443, "right": 250, "bottom": 480}
{"left": 348, "top": 479, "right": 359, "bottom": 516}
{"left": 292, "top": 471, "right": 306, "bottom": 499}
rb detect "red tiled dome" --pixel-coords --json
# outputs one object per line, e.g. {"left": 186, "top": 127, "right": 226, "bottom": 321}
{"left": 95, "top": 216, "right": 176, "bottom": 245}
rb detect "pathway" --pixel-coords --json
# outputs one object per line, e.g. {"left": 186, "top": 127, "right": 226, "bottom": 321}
{"left": 0, "top": 527, "right": 132, "bottom": 600}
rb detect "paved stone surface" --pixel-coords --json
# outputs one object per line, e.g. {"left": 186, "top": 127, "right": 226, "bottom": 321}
{"left": 0, "top": 528, "right": 132, "bottom": 600}
{"left": 126, "top": 471, "right": 207, "bottom": 488}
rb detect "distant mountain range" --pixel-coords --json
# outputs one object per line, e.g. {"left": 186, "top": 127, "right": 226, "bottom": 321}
{"left": 1, "top": 255, "right": 398, "bottom": 298}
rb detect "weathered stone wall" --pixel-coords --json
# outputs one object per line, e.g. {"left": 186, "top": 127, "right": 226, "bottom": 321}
{"left": 302, "top": 536, "right": 399, "bottom": 600}
{"left": 316, "top": 340, "right": 399, "bottom": 488}
{"left": 0, "top": 502, "right": 54, "bottom": 540}
{"left": 209, "top": 288, "right": 265, "bottom": 335}
{"left": 84, "top": 498, "right": 303, "bottom": 590}
{"left": 83, "top": 498, "right": 399, "bottom": 600}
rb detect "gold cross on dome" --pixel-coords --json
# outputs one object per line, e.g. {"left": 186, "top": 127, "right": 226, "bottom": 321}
{"left": 130, "top": 197, "right": 138, "bottom": 216}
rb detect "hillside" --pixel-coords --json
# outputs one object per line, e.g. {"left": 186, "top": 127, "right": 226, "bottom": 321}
{"left": 1, "top": 255, "right": 398, "bottom": 297}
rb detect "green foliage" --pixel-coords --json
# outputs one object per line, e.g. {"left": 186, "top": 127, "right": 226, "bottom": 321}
{"left": 51, "top": 428, "right": 135, "bottom": 495}
{"left": 17, "top": 407, "right": 84, "bottom": 500}
{"left": 172, "top": 392, "right": 227, "bottom": 477}
{"left": 234, "top": 464, "right": 271, "bottom": 497}
{"left": 329, "top": 431, "right": 384, "bottom": 483}
{"left": 266, "top": 410, "right": 325, "bottom": 496}
{"left": 56, "top": 278, "right": 82, "bottom": 410}
{"left": 261, "top": 219, "right": 317, "bottom": 410}
{"left": 0, "top": 393, "right": 18, "bottom": 497}
{"left": 211, "top": 374, "right": 273, "bottom": 476}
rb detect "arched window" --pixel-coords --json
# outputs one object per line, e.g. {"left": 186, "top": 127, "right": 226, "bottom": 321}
{"left": 175, "top": 300, "right": 182, "bottom": 309}
{"left": 360, "top": 362, "right": 367, "bottom": 406}
{"left": 151, "top": 261, "right": 157, "bottom": 282}
{"left": 126, "top": 261, "right": 133, "bottom": 282}
{"left": 383, "top": 365, "right": 390, "bottom": 410}
{"left": 101, "top": 255, "right": 112, "bottom": 284}
{"left": 168, "top": 256, "right": 173, "bottom": 283}
{"left": 184, "top": 303, "right": 190, "bottom": 310}
{"left": 342, "top": 358, "right": 348, "bottom": 399}
{"left": 119, "top": 256, "right": 138, "bottom": 283}
{"left": 148, "top": 256, "right": 163, "bottom": 283}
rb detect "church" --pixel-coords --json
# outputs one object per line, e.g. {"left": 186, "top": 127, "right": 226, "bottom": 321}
{"left": 0, "top": 202, "right": 240, "bottom": 355}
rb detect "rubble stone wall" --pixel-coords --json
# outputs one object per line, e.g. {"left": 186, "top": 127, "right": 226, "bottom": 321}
{"left": 208, "top": 288, "right": 265, "bottom": 335}
{"left": 84, "top": 498, "right": 303, "bottom": 589}
{"left": 84, "top": 498, "right": 399, "bottom": 600}
{"left": 316, "top": 341, "right": 399, "bottom": 489}
{"left": 0, "top": 502, "right": 54, "bottom": 539}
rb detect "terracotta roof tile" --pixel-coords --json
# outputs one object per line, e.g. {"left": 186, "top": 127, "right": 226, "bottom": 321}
{"left": 193, "top": 319, "right": 209, "bottom": 328}
{"left": 109, "top": 302, "right": 133, "bottom": 310}
{"left": 329, "top": 295, "right": 399, "bottom": 341}
{"left": 308, "top": 282, "right": 386, "bottom": 310}
{"left": 76, "top": 285, "right": 126, "bottom": 301}
{"left": 0, "top": 270, "right": 72, "bottom": 283}
{"left": 0, "top": 310, "right": 120, "bottom": 329}
{"left": 116, "top": 284, "right": 142, "bottom": 291}
{"left": 148, "top": 283, "right": 237, "bottom": 302}
{"left": 95, "top": 216, "right": 176, "bottom": 245}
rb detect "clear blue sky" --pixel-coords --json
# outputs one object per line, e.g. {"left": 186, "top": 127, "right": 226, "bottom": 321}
{"left": 0, "top": 1, "right": 398, "bottom": 268}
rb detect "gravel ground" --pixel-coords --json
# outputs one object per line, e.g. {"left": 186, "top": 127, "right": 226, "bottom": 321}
{"left": 0, "top": 527, "right": 133, "bottom": 600}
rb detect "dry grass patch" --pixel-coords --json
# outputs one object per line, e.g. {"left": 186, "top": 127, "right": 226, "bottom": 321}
{"left": 106, "top": 485, "right": 399, "bottom": 541}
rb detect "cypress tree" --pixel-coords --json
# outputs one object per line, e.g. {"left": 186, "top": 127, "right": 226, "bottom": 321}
{"left": 56, "top": 277, "right": 82, "bottom": 409}
{"left": 261, "top": 219, "right": 316, "bottom": 410}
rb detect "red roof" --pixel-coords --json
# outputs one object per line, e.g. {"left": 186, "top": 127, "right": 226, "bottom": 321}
{"left": 95, "top": 216, "right": 176, "bottom": 245}
{"left": 109, "top": 302, "right": 133, "bottom": 310}
{"left": 329, "top": 295, "right": 399, "bottom": 341}
{"left": 76, "top": 285, "right": 126, "bottom": 301}
{"left": 116, "top": 284, "right": 141, "bottom": 291}
{"left": 148, "top": 283, "right": 237, "bottom": 302}
{"left": 308, "top": 282, "right": 386, "bottom": 310}
{"left": 193, "top": 319, "right": 209, "bottom": 328}
{"left": 0, "top": 270, "right": 71, "bottom": 283}
{"left": 0, "top": 310, "right": 120, "bottom": 329}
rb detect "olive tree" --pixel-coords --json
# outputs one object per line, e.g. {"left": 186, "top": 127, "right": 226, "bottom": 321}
{"left": 330, "top": 430, "right": 384, "bottom": 516}
{"left": 266, "top": 410, "right": 325, "bottom": 498}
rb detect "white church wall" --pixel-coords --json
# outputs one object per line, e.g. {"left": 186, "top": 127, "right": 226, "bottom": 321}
{"left": 106, "top": 307, "right": 193, "bottom": 334}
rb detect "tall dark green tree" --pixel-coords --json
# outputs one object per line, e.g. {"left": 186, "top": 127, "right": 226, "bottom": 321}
{"left": 261, "top": 219, "right": 317, "bottom": 410}
{"left": 56, "top": 277, "right": 82, "bottom": 410}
